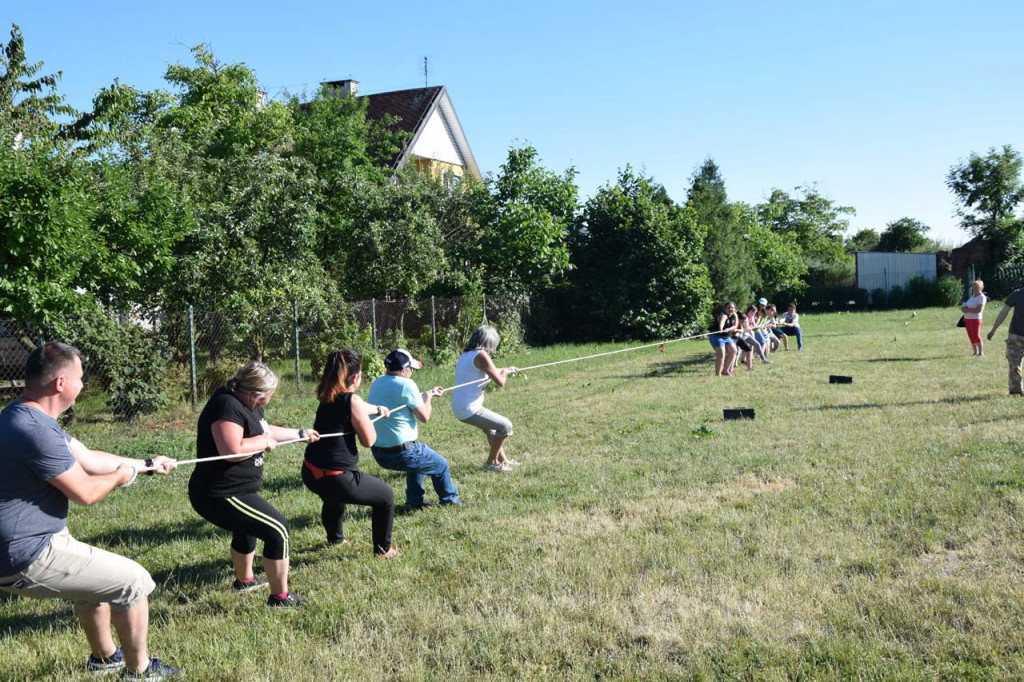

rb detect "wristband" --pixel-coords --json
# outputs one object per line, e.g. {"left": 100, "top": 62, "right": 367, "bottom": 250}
{"left": 144, "top": 458, "right": 155, "bottom": 475}
{"left": 299, "top": 429, "right": 307, "bottom": 440}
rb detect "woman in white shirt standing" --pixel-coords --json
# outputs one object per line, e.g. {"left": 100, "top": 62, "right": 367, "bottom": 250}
{"left": 452, "top": 326, "right": 519, "bottom": 473}
{"left": 962, "top": 279, "right": 987, "bottom": 356}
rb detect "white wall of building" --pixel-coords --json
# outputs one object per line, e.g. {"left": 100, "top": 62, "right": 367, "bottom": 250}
{"left": 410, "top": 109, "right": 464, "bottom": 165}
{"left": 855, "top": 252, "right": 937, "bottom": 292}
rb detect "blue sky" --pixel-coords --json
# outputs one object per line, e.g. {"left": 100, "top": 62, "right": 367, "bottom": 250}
{"left": 8, "top": 1, "right": 1023, "bottom": 244}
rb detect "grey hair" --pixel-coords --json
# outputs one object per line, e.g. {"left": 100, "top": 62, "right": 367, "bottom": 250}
{"left": 226, "top": 361, "right": 279, "bottom": 396}
{"left": 464, "top": 325, "right": 500, "bottom": 352}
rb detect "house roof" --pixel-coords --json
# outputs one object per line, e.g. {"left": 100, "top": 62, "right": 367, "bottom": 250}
{"left": 364, "top": 86, "right": 481, "bottom": 181}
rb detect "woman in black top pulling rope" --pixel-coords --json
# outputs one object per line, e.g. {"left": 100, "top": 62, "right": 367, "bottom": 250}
{"left": 303, "top": 350, "right": 400, "bottom": 558}
{"left": 189, "top": 362, "right": 320, "bottom": 608}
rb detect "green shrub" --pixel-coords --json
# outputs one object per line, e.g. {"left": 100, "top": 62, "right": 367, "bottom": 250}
{"left": 60, "top": 305, "right": 170, "bottom": 420}
{"left": 934, "top": 275, "right": 964, "bottom": 307}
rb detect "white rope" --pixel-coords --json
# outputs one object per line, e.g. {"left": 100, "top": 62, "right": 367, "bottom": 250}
{"left": 140, "top": 321, "right": 776, "bottom": 471}
{"left": 139, "top": 437, "right": 309, "bottom": 472}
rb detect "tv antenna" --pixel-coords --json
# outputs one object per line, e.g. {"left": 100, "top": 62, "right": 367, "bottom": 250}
{"left": 424, "top": 57, "right": 428, "bottom": 86}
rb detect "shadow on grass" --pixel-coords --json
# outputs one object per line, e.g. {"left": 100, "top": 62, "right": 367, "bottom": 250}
{"left": 615, "top": 356, "right": 713, "bottom": 379}
{"left": 853, "top": 355, "right": 961, "bottom": 363}
{"left": 806, "top": 395, "right": 997, "bottom": 411}
{"left": 0, "top": 598, "right": 77, "bottom": 640}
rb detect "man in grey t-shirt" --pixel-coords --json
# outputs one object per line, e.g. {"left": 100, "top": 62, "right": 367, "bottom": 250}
{"left": 986, "top": 288, "right": 1024, "bottom": 394}
{"left": 0, "top": 342, "right": 180, "bottom": 678}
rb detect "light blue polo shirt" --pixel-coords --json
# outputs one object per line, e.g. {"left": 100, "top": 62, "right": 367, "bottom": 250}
{"left": 367, "top": 374, "right": 424, "bottom": 448}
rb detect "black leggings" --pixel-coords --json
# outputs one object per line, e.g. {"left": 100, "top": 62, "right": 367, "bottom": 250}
{"left": 301, "top": 465, "right": 395, "bottom": 554}
{"left": 189, "top": 493, "right": 290, "bottom": 560}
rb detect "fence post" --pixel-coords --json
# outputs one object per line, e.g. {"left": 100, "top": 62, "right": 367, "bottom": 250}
{"left": 482, "top": 293, "right": 488, "bottom": 324}
{"left": 188, "top": 305, "right": 197, "bottom": 410}
{"left": 371, "top": 298, "right": 377, "bottom": 349}
{"left": 431, "top": 295, "right": 437, "bottom": 361}
{"left": 293, "top": 300, "right": 301, "bottom": 391}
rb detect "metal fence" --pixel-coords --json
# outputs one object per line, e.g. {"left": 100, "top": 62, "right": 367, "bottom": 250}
{"left": 0, "top": 295, "right": 526, "bottom": 422}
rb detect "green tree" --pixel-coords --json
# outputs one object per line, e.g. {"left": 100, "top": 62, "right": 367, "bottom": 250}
{"left": 153, "top": 47, "right": 327, "bottom": 358}
{"left": 734, "top": 203, "right": 807, "bottom": 298}
{"left": 473, "top": 146, "right": 577, "bottom": 298}
{"left": 570, "top": 168, "right": 712, "bottom": 340}
{"left": 875, "top": 217, "right": 931, "bottom": 252}
{"left": 0, "top": 23, "right": 76, "bottom": 143}
{"left": 757, "top": 185, "right": 853, "bottom": 270}
{"left": 846, "top": 228, "right": 880, "bottom": 252}
{"left": 947, "top": 145, "right": 1024, "bottom": 261}
{"left": 686, "top": 159, "right": 757, "bottom": 303}
{"left": 0, "top": 139, "right": 96, "bottom": 327}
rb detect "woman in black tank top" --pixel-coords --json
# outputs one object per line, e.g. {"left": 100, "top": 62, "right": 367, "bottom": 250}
{"left": 709, "top": 302, "right": 740, "bottom": 376}
{"left": 302, "top": 350, "right": 400, "bottom": 558}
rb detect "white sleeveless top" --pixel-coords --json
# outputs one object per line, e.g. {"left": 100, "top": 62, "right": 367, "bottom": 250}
{"left": 452, "top": 350, "right": 488, "bottom": 419}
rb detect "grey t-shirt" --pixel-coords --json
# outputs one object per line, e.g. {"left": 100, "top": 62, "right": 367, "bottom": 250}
{"left": 1007, "top": 289, "right": 1024, "bottom": 337}
{"left": 0, "top": 401, "right": 75, "bottom": 575}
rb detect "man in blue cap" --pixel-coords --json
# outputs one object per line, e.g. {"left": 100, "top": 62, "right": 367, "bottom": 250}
{"left": 368, "top": 349, "right": 461, "bottom": 508}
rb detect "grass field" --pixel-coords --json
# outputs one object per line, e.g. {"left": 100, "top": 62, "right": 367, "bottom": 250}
{"left": 3, "top": 306, "right": 1024, "bottom": 680}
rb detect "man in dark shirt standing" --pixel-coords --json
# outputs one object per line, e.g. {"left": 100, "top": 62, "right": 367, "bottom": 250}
{"left": 987, "top": 288, "right": 1024, "bottom": 395}
{"left": 0, "top": 342, "right": 180, "bottom": 679}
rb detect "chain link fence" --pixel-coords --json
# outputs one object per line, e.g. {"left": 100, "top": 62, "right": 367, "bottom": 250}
{"left": 0, "top": 295, "right": 527, "bottom": 423}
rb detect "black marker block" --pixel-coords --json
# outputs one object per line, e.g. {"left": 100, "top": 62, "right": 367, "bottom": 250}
{"left": 723, "top": 408, "right": 755, "bottom": 420}
{"left": 829, "top": 375, "right": 853, "bottom": 384}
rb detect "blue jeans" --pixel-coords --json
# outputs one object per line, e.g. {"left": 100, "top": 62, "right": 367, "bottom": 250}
{"left": 789, "top": 326, "right": 803, "bottom": 349}
{"left": 371, "top": 441, "right": 459, "bottom": 505}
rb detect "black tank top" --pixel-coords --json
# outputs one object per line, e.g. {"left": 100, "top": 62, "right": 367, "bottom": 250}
{"left": 305, "top": 393, "right": 359, "bottom": 470}
{"left": 710, "top": 312, "right": 738, "bottom": 334}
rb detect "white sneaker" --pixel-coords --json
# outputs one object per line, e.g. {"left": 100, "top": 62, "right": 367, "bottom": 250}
{"left": 483, "top": 462, "right": 512, "bottom": 473}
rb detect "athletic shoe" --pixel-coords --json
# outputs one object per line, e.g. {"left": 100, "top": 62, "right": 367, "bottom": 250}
{"left": 267, "top": 591, "right": 308, "bottom": 609}
{"left": 504, "top": 458, "right": 521, "bottom": 466}
{"left": 404, "top": 501, "right": 435, "bottom": 511}
{"left": 440, "top": 500, "right": 466, "bottom": 507}
{"left": 86, "top": 647, "right": 124, "bottom": 675}
{"left": 483, "top": 462, "right": 512, "bottom": 472}
{"left": 231, "top": 576, "right": 268, "bottom": 593}
{"left": 119, "top": 658, "right": 180, "bottom": 680}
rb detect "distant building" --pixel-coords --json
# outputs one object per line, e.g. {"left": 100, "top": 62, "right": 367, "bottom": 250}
{"left": 322, "top": 79, "right": 481, "bottom": 183}
{"left": 949, "top": 236, "right": 992, "bottom": 281}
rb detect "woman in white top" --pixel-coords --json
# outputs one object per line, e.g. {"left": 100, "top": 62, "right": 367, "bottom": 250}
{"left": 452, "top": 326, "right": 519, "bottom": 473}
{"left": 961, "top": 279, "right": 987, "bottom": 356}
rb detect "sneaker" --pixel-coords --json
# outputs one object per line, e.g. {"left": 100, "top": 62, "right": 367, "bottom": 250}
{"left": 267, "top": 591, "right": 308, "bottom": 609}
{"left": 231, "top": 576, "right": 268, "bottom": 593}
{"left": 440, "top": 500, "right": 465, "bottom": 507}
{"left": 503, "top": 458, "right": 521, "bottom": 466}
{"left": 375, "top": 545, "right": 402, "bottom": 559}
{"left": 119, "top": 658, "right": 180, "bottom": 680}
{"left": 404, "top": 501, "right": 435, "bottom": 511}
{"left": 87, "top": 647, "right": 124, "bottom": 675}
{"left": 483, "top": 462, "right": 512, "bottom": 472}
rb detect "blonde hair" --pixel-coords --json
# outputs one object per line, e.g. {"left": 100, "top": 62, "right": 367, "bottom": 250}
{"left": 226, "top": 361, "right": 278, "bottom": 397}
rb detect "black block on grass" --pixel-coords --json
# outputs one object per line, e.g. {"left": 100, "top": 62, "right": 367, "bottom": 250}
{"left": 723, "top": 408, "right": 755, "bottom": 420}
{"left": 829, "top": 375, "right": 853, "bottom": 384}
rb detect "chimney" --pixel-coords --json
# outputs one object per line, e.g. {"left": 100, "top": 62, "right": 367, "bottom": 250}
{"left": 322, "top": 79, "right": 359, "bottom": 97}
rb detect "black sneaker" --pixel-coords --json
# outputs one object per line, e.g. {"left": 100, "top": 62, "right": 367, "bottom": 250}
{"left": 86, "top": 647, "right": 124, "bottom": 674}
{"left": 267, "top": 591, "right": 308, "bottom": 609}
{"left": 440, "top": 500, "right": 465, "bottom": 507}
{"left": 119, "top": 658, "right": 180, "bottom": 680}
{"left": 231, "top": 576, "right": 269, "bottom": 593}
{"left": 404, "top": 501, "right": 435, "bottom": 511}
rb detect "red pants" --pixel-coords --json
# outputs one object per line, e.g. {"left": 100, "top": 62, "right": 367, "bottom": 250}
{"left": 965, "top": 318, "right": 982, "bottom": 344}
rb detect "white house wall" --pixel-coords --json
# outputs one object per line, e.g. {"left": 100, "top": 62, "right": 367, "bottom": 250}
{"left": 855, "top": 252, "right": 936, "bottom": 292}
{"left": 410, "top": 109, "right": 464, "bottom": 166}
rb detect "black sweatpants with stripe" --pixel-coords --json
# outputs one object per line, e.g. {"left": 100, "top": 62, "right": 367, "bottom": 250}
{"left": 190, "top": 493, "right": 290, "bottom": 560}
